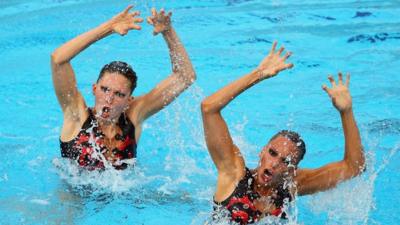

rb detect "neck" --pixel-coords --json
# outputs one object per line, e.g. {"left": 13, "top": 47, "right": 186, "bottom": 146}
{"left": 98, "top": 118, "right": 116, "bottom": 126}
{"left": 253, "top": 180, "right": 279, "bottom": 196}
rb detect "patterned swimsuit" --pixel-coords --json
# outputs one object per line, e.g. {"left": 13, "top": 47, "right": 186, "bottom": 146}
{"left": 213, "top": 168, "right": 291, "bottom": 224}
{"left": 60, "top": 108, "right": 137, "bottom": 170}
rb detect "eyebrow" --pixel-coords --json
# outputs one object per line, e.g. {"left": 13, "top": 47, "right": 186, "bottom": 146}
{"left": 100, "top": 85, "right": 109, "bottom": 89}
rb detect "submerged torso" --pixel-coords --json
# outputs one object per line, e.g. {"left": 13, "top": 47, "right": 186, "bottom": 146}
{"left": 213, "top": 168, "right": 292, "bottom": 224}
{"left": 60, "top": 108, "right": 137, "bottom": 170}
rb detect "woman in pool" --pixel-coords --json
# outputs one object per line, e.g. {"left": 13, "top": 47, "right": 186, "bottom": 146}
{"left": 51, "top": 6, "right": 195, "bottom": 170}
{"left": 201, "top": 42, "right": 365, "bottom": 224}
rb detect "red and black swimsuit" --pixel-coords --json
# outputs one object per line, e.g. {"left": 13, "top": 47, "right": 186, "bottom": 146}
{"left": 60, "top": 108, "right": 137, "bottom": 170}
{"left": 213, "top": 168, "right": 291, "bottom": 224}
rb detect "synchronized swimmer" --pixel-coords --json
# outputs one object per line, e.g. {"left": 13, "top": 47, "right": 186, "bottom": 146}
{"left": 201, "top": 42, "right": 365, "bottom": 224}
{"left": 51, "top": 5, "right": 365, "bottom": 224}
{"left": 51, "top": 6, "right": 195, "bottom": 170}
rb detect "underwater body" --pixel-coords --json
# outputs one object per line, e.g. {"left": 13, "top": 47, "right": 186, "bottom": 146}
{"left": 0, "top": 0, "right": 399, "bottom": 224}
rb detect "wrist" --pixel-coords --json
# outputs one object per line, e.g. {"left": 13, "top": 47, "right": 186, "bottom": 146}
{"left": 252, "top": 68, "right": 273, "bottom": 81}
{"left": 161, "top": 26, "right": 173, "bottom": 36}
{"left": 340, "top": 107, "right": 353, "bottom": 116}
{"left": 98, "top": 21, "right": 114, "bottom": 37}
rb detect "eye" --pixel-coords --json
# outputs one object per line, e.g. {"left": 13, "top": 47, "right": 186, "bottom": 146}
{"left": 282, "top": 157, "right": 290, "bottom": 165}
{"left": 115, "top": 91, "right": 126, "bottom": 98}
{"left": 268, "top": 148, "right": 278, "bottom": 157}
{"left": 282, "top": 155, "right": 294, "bottom": 166}
{"left": 100, "top": 86, "right": 110, "bottom": 93}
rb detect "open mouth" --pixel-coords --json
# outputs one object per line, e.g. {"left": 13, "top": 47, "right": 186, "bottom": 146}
{"left": 101, "top": 107, "right": 111, "bottom": 118}
{"left": 262, "top": 169, "right": 273, "bottom": 182}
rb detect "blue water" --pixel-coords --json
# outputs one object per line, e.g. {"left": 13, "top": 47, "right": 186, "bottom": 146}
{"left": 0, "top": 0, "right": 399, "bottom": 224}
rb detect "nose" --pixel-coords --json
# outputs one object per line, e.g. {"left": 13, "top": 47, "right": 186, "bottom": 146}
{"left": 271, "top": 159, "right": 279, "bottom": 169}
{"left": 105, "top": 93, "right": 114, "bottom": 104}
{"left": 263, "top": 155, "right": 279, "bottom": 169}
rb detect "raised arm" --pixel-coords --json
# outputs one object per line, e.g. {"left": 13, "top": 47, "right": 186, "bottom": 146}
{"left": 201, "top": 42, "right": 293, "bottom": 174}
{"left": 131, "top": 8, "right": 196, "bottom": 123}
{"left": 295, "top": 73, "right": 365, "bottom": 196}
{"left": 51, "top": 5, "right": 143, "bottom": 115}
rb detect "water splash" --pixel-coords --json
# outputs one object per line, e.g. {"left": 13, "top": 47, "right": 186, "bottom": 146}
{"left": 306, "top": 140, "right": 400, "bottom": 225}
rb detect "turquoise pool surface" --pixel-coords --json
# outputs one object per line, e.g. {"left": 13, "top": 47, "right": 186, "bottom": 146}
{"left": 0, "top": 0, "right": 399, "bottom": 224}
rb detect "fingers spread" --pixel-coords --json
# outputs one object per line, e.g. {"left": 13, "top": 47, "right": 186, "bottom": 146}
{"left": 285, "top": 63, "right": 294, "bottom": 69}
{"left": 270, "top": 41, "right": 277, "bottom": 54}
{"left": 151, "top": 8, "right": 157, "bottom": 16}
{"left": 130, "top": 11, "right": 140, "bottom": 17}
{"left": 346, "top": 73, "right": 350, "bottom": 87}
{"left": 338, "top": 72, "right": 343, "bottom": 84}
{"left": 131, "top": 24, "right": 141, "bottom": 30}
{"left": 277, "top": 46, "right": 284, "bottom": 55}
{"left": 134, "top": 17, "right": 144, "bottom": 23}
{"left": 283, "top": 51, "right": 292, "bottom": 60}
{"left": 124, "top": 5, "right": 133, "bottom": 13}
{"left": 328, "top": 75, "right": 336, "bottom": 86}
{"left": 322, "top": 84, "right": 331, "bottom": 95}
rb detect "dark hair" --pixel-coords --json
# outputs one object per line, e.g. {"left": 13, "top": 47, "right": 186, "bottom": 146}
{"left": 97, "top": 61, "right": 137, "bottom": 94}
{"left": 269, "top": 130, "right": 306, "bottom": 163}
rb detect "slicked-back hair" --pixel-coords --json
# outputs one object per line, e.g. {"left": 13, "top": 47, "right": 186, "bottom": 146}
{"left": 97, "top": 61, "right": 137, "bottom": 94}
{"left": 269, "top": 130, "right": 306, "bottom": 164}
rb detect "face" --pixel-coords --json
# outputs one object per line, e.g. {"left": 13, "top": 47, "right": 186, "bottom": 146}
{"left": 93, "top": 72, "right": 132, "bottom": 122}
{"left": 256, "top": 135, "right": 299, "bottom": 186}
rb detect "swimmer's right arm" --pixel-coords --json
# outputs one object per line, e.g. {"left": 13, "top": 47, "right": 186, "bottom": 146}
{"left": 51, "top": 5, "right": 143, "bottom": 113}
{"left": 201, "top": 42, "right": 293, "bottom": 174}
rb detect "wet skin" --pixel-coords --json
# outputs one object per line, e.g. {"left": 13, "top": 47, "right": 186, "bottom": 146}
{"left": 256, "top": 136, "right": 299, "bottom": 188}
{"left": 92, "top": 72, "right": 132, "bottom": 123}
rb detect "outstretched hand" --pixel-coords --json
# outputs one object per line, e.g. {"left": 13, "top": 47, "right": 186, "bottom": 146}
{"left": 147, "top": 8, "right": 172, "bottom": 35}
{"left": 322, "top": 73, "right": 352, "bottom": 113}
{"left": 256, "top": 41, "right": 293, "bottom": 79}
{"left": 110, "top": 5, "right": 143, "bottom": 35}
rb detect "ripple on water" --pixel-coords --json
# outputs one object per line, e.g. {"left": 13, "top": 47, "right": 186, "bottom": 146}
{"left": 347, "top": 32, "right": 400, "bottom": 43}
{"left": 352, "top": 11, "right": 373, "bottom": 18}
{"left": 365, "top": 118, "right": 400, "bottom": 135}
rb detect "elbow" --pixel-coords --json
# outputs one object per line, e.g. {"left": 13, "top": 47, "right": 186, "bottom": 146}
{"left": 356, "top": 157, "right": 366, "bottom": 176}
{"left": 351, "top": 161, "right": 366, "bottom": 177}
{"left": 182, "top": 69, "right": 196, "bottom": 87}
{"left": 50, "top": 49, "right": 65, "bottom": 66}
{"left": 186, "top": 70, "right": 196, "bottom": 86}
{"left": 175, "top": 64, "right": 196, "bottom": 86}
{"left": 354, "top": 147, "right": 367, "bottom": 176}
{"left": 345, "top": 156, "right": 366, "bottom": 178}
{"left": 201, "top": 98, "right": 214, "bottom": 114}
{"left": 50, "top": 52, "right": 60, "bottom": 65}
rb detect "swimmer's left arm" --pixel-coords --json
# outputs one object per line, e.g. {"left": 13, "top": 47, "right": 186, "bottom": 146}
{"left": 131, "top": 8, "right": 196, "bottom": 123}
{"left": 295, "top": 73, "right": 365, "bottom": 196}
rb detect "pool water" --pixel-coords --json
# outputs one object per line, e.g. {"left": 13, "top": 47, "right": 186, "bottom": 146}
{"left": 0, "top": 0, "right": 399, "bottom": 224}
